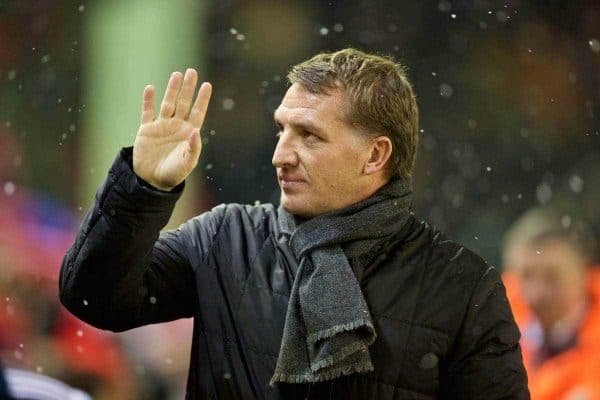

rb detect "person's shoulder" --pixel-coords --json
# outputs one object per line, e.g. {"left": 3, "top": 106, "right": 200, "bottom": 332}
{"left": 401, "top": 214, "right": 495, "bottom": 287}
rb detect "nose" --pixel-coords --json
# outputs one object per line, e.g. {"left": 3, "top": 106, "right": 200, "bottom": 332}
{"left": 523, "top": 279, "right": 550, "bottom": 311}
{"left": 272, "top": 131, "right": 299, "bottom": 168}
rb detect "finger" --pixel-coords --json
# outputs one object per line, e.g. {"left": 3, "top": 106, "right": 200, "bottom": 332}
{"left": 188, "top": 82, "right": 213, "bottom": 128}
{"left": 140, "top": 85, "right": 155, "bottom": 124}
{"left": 175, "top": 68, "right": 198, "bottom": 119}
{"left": 159, "top": 71, "right": 183, "bottom": 118}
{"left": 186, "top": 128, "right": 201, "bottom": 168}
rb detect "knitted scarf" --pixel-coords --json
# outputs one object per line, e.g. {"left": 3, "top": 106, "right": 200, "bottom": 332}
{"left": 270, "top": 178, "right": 412, "bottom": 384}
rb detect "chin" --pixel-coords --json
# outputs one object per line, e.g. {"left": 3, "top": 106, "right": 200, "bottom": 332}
{"left": 280, "top": 193, "right": 317, "bottom": 218}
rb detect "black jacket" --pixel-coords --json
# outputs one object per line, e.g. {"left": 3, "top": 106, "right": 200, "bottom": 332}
{"left": 59, "top": 148, "right": 529, "bottom": 399}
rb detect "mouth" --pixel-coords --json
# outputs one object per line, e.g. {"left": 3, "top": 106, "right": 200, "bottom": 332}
{"left": 278, "top": 174, "right": 307, "bottom": 190}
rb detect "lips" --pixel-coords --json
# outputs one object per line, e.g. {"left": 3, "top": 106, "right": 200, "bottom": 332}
{"left": 278, "top": 174, "right": 306, "bottom": 190}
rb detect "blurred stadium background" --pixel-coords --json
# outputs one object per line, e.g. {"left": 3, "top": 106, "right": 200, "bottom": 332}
{"left": 1, "top": 1, "right": 598, "bottom": 398}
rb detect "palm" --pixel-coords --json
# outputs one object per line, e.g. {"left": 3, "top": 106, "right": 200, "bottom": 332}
{"left": 133, "top": 69, "right": 212, "bottom": 191}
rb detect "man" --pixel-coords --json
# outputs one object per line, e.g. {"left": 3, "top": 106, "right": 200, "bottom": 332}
{"left": 59, "top": 49, "right": 529, "bottom": 399}
{"left": 503, "top": 208, "right": 600, "bottom": 399}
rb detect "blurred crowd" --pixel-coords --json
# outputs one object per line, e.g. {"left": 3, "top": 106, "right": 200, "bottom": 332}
{"left": 1, "top": 0, "right": 599, "bottom": 399}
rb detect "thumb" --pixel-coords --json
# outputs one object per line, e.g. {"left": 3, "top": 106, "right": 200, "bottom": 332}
{"left": 187, "top": 127, "right": 201, "bottom": 160}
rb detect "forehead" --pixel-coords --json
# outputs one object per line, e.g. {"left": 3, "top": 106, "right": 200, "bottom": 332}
{"left": 274, "top": 83, "right": 349, "bottom": 127}
{"left": 514, "top": 239, "right": 584, "bottom": 276}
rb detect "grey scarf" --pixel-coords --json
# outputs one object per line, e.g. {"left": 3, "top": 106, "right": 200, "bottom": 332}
{"left": 270, "top": 178, "right": 412, "bottom": 385}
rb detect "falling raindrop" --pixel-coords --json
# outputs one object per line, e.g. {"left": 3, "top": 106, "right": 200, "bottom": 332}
{"left": 222, "top": 98, "right": 235, "bottom": 111}
{"left": 568, "top": 175, "right": 584, "bottom": 193}
{"left": 536, "top": 183, "right": 552, "bottom": 204}
{"left": 3, "top": 182, "right": 16, "bottom": 196}
{"left": 439, "top": 83, "right": 453, "bottom": 98}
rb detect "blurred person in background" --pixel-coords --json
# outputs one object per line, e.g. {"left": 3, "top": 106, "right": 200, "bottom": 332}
{"left": 0, "top": 362, "right": 91, "bottom": 400}
{"left": 60, "top": 49, "right": 528, "bottom": 399}
{"left": 503, "top": 207, "right": 600, "bottom": 400}
{"left": 0, "top": 128, "right": 139, "bottom": 399}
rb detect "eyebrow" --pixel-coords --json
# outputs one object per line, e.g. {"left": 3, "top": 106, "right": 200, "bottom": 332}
{"left": 273, "top": 112, "right": 324, "bottom": 135}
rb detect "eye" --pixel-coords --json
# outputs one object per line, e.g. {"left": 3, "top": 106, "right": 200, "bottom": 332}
{"left": 302, "top": 130, "right": 319, "bottom": 140}
{"left": 275, "top": 122, "right": 283, "bottom": 137}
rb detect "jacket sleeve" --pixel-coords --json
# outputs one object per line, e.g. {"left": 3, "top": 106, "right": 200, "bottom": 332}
{"left": 440, "top": 265, "right": 530, "bottom": 399}
{"left": 59, "top": 147, "right": 222, "bottom": 332}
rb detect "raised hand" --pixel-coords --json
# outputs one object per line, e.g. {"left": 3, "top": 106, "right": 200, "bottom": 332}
{"left": 133, "top": 69, "right": 212, "bottom": 191}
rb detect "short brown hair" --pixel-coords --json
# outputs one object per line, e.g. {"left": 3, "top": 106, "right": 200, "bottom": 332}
{"left": 287, "top": 48, "right": 419, "bottom": 179}
{"left": 503, "top": 207, "right": 596, "bottom": 264}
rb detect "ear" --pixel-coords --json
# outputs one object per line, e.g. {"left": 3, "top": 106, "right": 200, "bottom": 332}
{"left": 363, "top": 136, "right": 393, "bottom": 175}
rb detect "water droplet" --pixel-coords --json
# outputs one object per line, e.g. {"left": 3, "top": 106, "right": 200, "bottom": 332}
{"left": 450, "top": 13, "right": 457, "bottom": 19}
{"left": 333, "top": 23, "right": 343, "bottom": 33}
{"left": 536, "top": 182, "right": 552, "bottom": 204}
{"left": 229, "top": 27, "right": 238, "bottom": 35}
{"left": 7, "top": 69, "right": 16, "bottom": 80}
{"left": 222, "top": 98, "right": 235, "bottom": 111}
{"left": 561, "top": 215, "right": 572, "bottom": 228}
{"left": 76, "top": 329, "right": 84, "bottom": 337}
{"left": 486, "top": 166, "right": 492, "bottom": 172}
{"left": 83, "top": 299, "right": 89, "bottom": 306}
{"left": 36, "top": 366, "right": 44, "bottom": 373}
{"left": 568, "top": 175, "right": 584, "bottom": 193}
{"left": 236, "top": 33, "right": 245, "bottom": 41}
{"left": 3, "top": 181, "right": 16, "bottom": 196}
{"left": 149, "top": 296, "right": 157, "bottom": 304}
{"left": 76, "top": 345, "right": 83, "bottom": 353}
{"left": 419, "top": 353, "right": 439, "bottom": 369}
{"left": 78, "top": 4, "right": 85, "bottom": 12}
{"left": 438, "top": 0, "right": 451, "bottom": 12}
{"left": 496, "top": 10, "right": 508, "bottom": 22}
{"left": 439, "top": 83, "right": 453, "bottom": 98}
{"left": 41, "top": 55, "right": 51, "bottom": 63}
{"left": 205, "top": 163, "right": 213, "bottom": 170}
{"left": 589, "top": 39, "right": 600, "bottom": 53}
{"left": 320, "top": 27, "right": 329, "bottom": 35}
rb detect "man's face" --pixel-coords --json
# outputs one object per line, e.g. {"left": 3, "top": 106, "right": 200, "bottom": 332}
{"left": 506, "top": 239, "right": 587, "bottom": 329}
{"left": 272, "top": 83, "right": 374, "bottom": 217}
